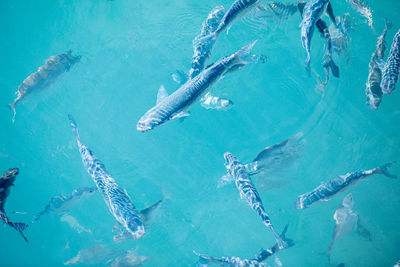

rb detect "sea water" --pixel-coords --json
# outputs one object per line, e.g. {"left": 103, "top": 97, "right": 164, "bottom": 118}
{"left": 0, "top": 0, "right": 399, "bottom": 266}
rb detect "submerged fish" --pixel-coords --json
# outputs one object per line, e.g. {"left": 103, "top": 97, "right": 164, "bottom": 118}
{"left": 200, "top": 92, "right": 234, "bottom": 110}
{"left": 8, "top": 50, "right": 81, "bottom": 123}
{"left": 60, "top": 214, "right": 91, "bottom": 234}
{"left": 0, "top": 168, "right": 29, "bottom": 242}
{"left": 381, "top": 29, "right": 400, "bottom": 94}
{"left": 109, "top": 250, "right": 151, "bottom": 267}
{"left": 68, "top": 115, "right": 162, "bottom": 241}
{"left": 299, "top": 0, "right": 336, "bottom": 72}
{"left": 346, "top": 0, "right": 373, "bottom": 30}
{"left": 366, "top": 19, "right": 392, "bottom": 109}
{"left": 137, "top": 42, "right": 256, "bottom": 132}
{"left": 252, "top": 2, "right": 298, "bottom": 22}
{"left": 194, "top": 225, "right": 294, "bottom": 266}
{"left": 330, "top": 13, "right": 355, "bottom": 62}
{"left": 33, "top": 186, "right": 97, "bottom": 222}
{"left": 219, "top": 133, "right": 304, "bottom": 187}
{"left": 327, "top": 194, "right": 371, "bottom": 254}
{"left": 224, "top": 152, "right": 287, "bottom": 249}
{"left": 64, "top": 244, "right": 125, "bottom": 265}
{"left": 295, "top": 162, "right": 396, "bottom": 210}
{"left": 190, "top": 6, "right": 225, "bottom": 80}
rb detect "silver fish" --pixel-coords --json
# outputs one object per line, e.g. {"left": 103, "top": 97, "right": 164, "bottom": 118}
{"left": 224, "top": 152, "right": 287, "bottom": 249}
{"left": 8, "top": 50, "right": 81, "bottom": 122}
{"left": 381, "top": 29, "right": 400, "bottom": 94}
{"left": 295, "top": 162, "right": 396, "bottom": 210}
{"left": 327, "top": 194, "right": 371, "bottom": 253}
{"left": 137, "top": 41, "right": 256, "bottom": 132}
{"left": 68, "top": 115, "right": 162, "bottom": 241}
{"left": 366, "top": 19, "right": 392, "bottom": 109}
{"left": 33, "top": 186, "right": 97, "bottom": 222}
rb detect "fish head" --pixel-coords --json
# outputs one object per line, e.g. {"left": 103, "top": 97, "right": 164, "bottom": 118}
{"left": 78, "top": 186, "right": 97, "bottom": 198}
{"left": 366, "top": 91, "right": 381, "bottom": 110}
{"left": 224, "top": 152, "right": 240, "bottom": 170}
{"left": 342, "top": 193, "right": 353, "bottom": 208}
{"left": 126, "top": 218, "right": 146, "bottom": 239}
{"left": 137, "top": 108, "right": 162, "bottom": 132}
{"left": 3, "top": 168, "right": 19, "bottom": 179}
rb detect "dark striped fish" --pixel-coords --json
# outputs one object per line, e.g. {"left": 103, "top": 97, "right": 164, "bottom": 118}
{"left": 381, "top": 29, "right": 400, "bottom": 94}
{"left": 68, "top": 115, "right": 162, "bottom": 241}
{"left": 366, "top": 19, "right": 392, "bottom": 109}
{"left": 8, "top": 50, "right": 80, "bottom": 123}
{"left": 295, "top": 162, "right": 396, "bottom": 210}
{"left": 137, "top": 42, "right": 256, "bottom": 132}
{"left": 224, "top": 152, "right": 287, "bottom": 249}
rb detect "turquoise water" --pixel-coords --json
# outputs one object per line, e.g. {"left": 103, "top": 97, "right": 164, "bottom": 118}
{"left": 1, "top": 0, "right": 400, "bottom": 266}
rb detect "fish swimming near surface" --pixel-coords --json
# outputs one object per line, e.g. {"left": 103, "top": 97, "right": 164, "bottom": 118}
{"left": 224, "top": 152, "right": 287, "bottom": 249}
{"left": 299, "top": 0, "right": 337, "bottom": 72}
{"left": 219, "top": 133, "right": 304, "bottom": 187}
{"left": 194, "top": 225, "right": 294, "bottom": 266}
{"left": 32, "top": 186, "right": 97, "bottom": 222}
{"left": 8, "top": 50, "right": 81, "bottom": 123}
{"left": 0, "top": 168, "right": 29, "bottom": 242}
{"left": 68, "top": 115, "right": 163, "bottom": 241}
{"left": 295, "top": 162, "right": 396, "bottom": 210}
{"left": 366, "top": 19, "right": 392, "bottom": 109}
{"left": 381, "top": 29, "right": 400, "bottom": 94}
{"left": 137, "top": 41, "right": 256, "bottom": 132}
{"left": 327, "top": 194, "right": 371, "bottom": 254}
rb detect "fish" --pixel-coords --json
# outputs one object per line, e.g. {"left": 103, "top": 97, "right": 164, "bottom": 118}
{"left": 190, "top": 6, "right": 226, "bottom": 80}
{"left": 219, "top": 133, "right": 304, "bottom": 187}
{"left": 330, "top": 13, "right": 355, "bottom": 62}
{"left": 327, "top": 194, "right": 371, "bottom": 254}
{"left": 224, "top": 152, "right": 287, "bottom": 249}
{"left": 0, "top": 168, "right": 29, "bottom": 242}
{"left": 32, "top": 186, "right": 97, "bottom": 222}
{"left": 295, "top": 162, "right": 396, "bottom": 210}
{"left": 200, "top": 92, "right": 234, "bottom": 110}
{"left": 60, "top": 214, "right": 91, "bottom": 234}
{"left": 193, "top": 225, "right": 294, "bottom": 267}
{"left": 8, "top": 50, "right": 81, "bottom": 123}
{"left": 299, "top": 0, "right": 336, "bottom": 72}
{"left": 394, "top": 260, "right": 400, "bottom": 267}
{"left": 366, "top": 19, "right": 392, "bottom": 109}
{"left": 109, "top": 250, "right": 151, "bottom": 267}
{"left": 137, "top": 41, "right": 256, "bottom": 132}
{"left": 381, "top": 29, "right": 400, "bottom": 94}
{"left": 68, "top": 115, "right": 163, "bottom": 241}
{"left": 64, "top": 244, "right": 125, "bottom": 265}
{"left": 252, "top": 2, "right": 298, "bottom": 23}
{"left": 345, "top": 0, "right": 373, "bottom": 30}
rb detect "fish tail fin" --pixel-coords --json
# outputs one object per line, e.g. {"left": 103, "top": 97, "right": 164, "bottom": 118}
{"left": 67, "top": 114, "right": 81, "bottom": 143}
{"left": 376, "top": 162, "right": 397, "bottom": 179}
{"left": 7, "top": 102, "right": 16, "bottom": 123}
{"left": 269, "top": 226, "right": 287, "bottom": 250}
{"left": 12, "top": 222, "right": 29, "bottom": 242}
{"left": 234, "top": 40, "right": 258, "bottom": 65}
{"left": 327, "top": 58, "right": 340, "bottom": 78}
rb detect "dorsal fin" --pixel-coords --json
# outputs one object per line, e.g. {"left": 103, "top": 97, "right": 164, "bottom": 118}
{"left": 157, "top": 85, "right": 169, "bottom": 104}
{"left": 139, "top": 198, "right": 163, "bottom": 226}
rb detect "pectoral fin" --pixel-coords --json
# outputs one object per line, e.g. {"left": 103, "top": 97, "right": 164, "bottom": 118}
{"left": 112, "top": 222, "right": 121, "bottom": 232}
{"left": 217, "top": 174, "right": 234, "bottom": 188}
{"left": 139, "top": 198, "right": 163, "bottom": 226}
{"left": 157, "top": 85, "right": 169, "bottom": 104}
{"left": 170, "top": 111, "right": 190, "bottom": 121}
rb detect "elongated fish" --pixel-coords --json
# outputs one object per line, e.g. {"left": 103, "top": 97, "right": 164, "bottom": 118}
{"left": 327, "top": 194, "right": 371, "bottom": 254}
{"left": 190, "top": 6, "right": 226, "bottom": 80}
{"left": 295, "top": 162, "right": 396, "bottom": 210}
{"left": 366, "top": 19, "right": 392, "bottom": 109}
{"left": 8, "top": 50, "right": 81, "bottom": 123}
{"left": 68, "top": 115, "right": 162, "bottom": 240}
{"left": 194, "top": 225, "right": 293, "bottom": 266}
{"left": 0, "top": 168, "right": 29, "bottom": 242}
{"left": 33, "top": 186, "right": 97, "bottom": 222}
{"left": 219, "top": 133, "right": 304, "bottom": 187}
{"left": 224, "top": 152, "right": 287, "bottom": 249}
{"left": 381, "top": 29, "right": 400, "bottom": 94}
{"left": 300, "top": 0, "right": 334, "bottom": 72}
{"left": 137, "top": 41, "right": 256, "bottom": 132}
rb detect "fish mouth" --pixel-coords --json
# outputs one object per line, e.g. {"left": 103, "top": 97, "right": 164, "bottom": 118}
{"left": 223, "top": 152, "right": 236, "bottom": 166}
{"left": 5, "top": 168, "right": 19, "bottom": 178}
{"left": 136, "top": 121, "right": 152, "bottom": 132}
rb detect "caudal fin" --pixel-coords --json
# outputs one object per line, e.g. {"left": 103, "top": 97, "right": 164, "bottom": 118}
{"left": 11, "top": 222, "right": 29, "bottom": 242}
{"left": 328, "top": 59, "right": 340, "bottom": 78}
{"left": 376, "top": 162, "right": 397, "bottom": 179}
{"left": 234, "top": 40, "right": 258, "bottom": 66}
{"left": 7, "top": 102, "right": 16, "bottom": 123}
